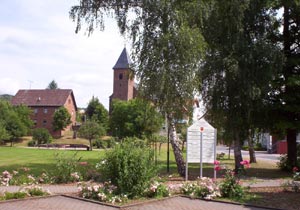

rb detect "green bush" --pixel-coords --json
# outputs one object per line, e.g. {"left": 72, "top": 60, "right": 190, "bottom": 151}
{"left": 106, "top": 137, "right": 116, "bottom": 148}
{"left": 144, "top": 181, "right": 169, "bottom": 198}
{"left": 278, "top": 144, "right": 300, "bottom": 171}
{"left": 1, "top": 191, "right": 27, "bottom": 200}
{"left": 32, "top": 128, "right": 52, "bottom": 145}
{"left": 27, "top": 140, "right": 36, "bottom": 147}
{"left": 98, "top": 138, "right": 156, "bottom": 198}
{"left": 93, "top": 139, "right": 108, "bottom": 149}
{"left": 51, "top": 152, "right": 82, "bottom": 183}
{"left": 219, "top": 170, "right": 244, "bottom": 199}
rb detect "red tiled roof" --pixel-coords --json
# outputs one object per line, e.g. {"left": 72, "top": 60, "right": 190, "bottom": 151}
{"left": 11, "top": 89, "right": 77, "bottom": 109}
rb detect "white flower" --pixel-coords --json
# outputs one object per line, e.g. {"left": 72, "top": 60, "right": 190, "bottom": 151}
{"left": 93, "top": 185, "right": 99, "bottom": 192}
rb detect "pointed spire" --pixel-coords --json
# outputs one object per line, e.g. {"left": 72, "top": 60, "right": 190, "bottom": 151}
{"left": 113, "top": 48, "right": 131, "bottom": 69}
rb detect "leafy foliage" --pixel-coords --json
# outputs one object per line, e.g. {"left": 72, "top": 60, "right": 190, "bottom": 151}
{"left": 268, "top": 1, "right": 300, "bottom": 168}
{"left": 110, "top": 99, "right": 163, "bottom": 139}
{"left": 78, "top": 120, "right": 105, "bottom": 150}
{"left": 201, "top": 0, "right": 283, "bottom": 170}
{"left": 0, "top": 101, "right": 32, "bottom": 146}
{"left": 78, "top": 182, "right": 128, "bottom": 204}
{"left": 181, "top": 178, "right": 220, "bottom": 199}
{"left": 86, "top": 97, "right": 109, "bottom": 131}
{"left": 51, "top": 152, "right": 82, "bottom": 183}
{"left": 278, "top": 144, "right": 300, "bottom": 171}
{"left": 32, "top": 128, "right": 52, "bottom": 145}
{"left": 52, "top": 107, "right": 71, "bottom": 131}
{"left": 219, "top": 170, "right": 245, "bottom": 199}
{"left": 98, "top": 138, "right": 156, "bottom": 198}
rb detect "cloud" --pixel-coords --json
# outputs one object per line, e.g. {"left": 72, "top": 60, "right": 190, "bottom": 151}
{"left": 0, "top": 0, "right": 128, "bottom": 109}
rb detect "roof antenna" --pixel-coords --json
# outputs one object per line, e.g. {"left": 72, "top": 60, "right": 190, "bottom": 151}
{"left": 28, "top": 80, "right": 34, "bottom": 89}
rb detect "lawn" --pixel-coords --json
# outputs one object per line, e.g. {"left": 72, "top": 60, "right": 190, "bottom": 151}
{"left": 1, "top": 138, "right": 290, "bottom": 180}
{"left": 0, "top": 147, "right": 103, "bottom": 176}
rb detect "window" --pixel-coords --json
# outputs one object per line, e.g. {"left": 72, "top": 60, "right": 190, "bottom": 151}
{"left": 44, "top": 108, "right": 48, "bottom": 114}
{"left": 119, "top": 73, "right": 123, "bottom": 80}
{"left": 42, "top": 120, "right": 47, "bottom": 126}
{"left": 33, "top": 119, "right": 37, "bottom": 126}
{"left": 34, "top": 109, "right": 38, "bottom": 114}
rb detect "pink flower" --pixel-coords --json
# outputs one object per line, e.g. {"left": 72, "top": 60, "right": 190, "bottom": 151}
{"left": 240, "top": 160, "right": 250, "bottom": 168}
{"left": 293, "top": 167, "right": 299, "bottom": 172}
{"left": 214, "top": 160, "right": 220, "bottom": 165}
{"left": 79, "top": 162, "right": 88, "bottom": 166}
{"left": 214, "top": 166, "right": 221, "bottom": 171}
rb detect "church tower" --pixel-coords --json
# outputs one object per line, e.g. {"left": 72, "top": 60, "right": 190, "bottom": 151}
{"left": 110, "top": 48, "right": 135, "bottom": 109}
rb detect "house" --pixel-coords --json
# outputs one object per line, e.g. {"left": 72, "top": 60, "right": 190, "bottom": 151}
{"left": 11, "top": 89, "right": 77, "bottom": 137}
{"left": 109, "top": 48, "right": 137, "bottom": 112}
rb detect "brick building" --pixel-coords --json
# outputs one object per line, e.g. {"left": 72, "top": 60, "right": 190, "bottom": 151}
{"left": 109, "top": 48, "right": 137, "bottom": 111}
{"left": 11, "top": 89, "right": 77, "bottom": 137}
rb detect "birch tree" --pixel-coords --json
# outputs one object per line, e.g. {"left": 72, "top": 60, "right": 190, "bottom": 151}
{"left": 70, "top": 0, "right": 207, "bottom": 176}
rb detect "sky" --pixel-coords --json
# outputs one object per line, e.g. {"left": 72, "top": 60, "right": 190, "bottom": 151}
{"left": 0, "top": 0, "right": 128, "bottom": 109}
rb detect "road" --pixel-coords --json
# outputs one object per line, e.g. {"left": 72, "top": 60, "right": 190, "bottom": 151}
{"left": 217, "top": 145, "right": 281, "bottom": 164}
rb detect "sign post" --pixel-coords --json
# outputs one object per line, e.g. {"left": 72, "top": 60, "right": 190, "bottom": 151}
{"left": 200, "top": 127, "right": 203, "bottom": 178}
{"left": 186, "top": 119, "right": 216, "bottom": 181}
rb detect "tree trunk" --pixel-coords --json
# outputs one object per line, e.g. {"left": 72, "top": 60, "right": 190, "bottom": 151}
{"left": 248, "top": 132, "right": 257, "bottom": 163}
{"left": 233, "top": 135, "right": 243, "bottom": 173}
{"left": 159, "top": 143, "right": 163, "bottom": 155}
{"left": 287, "top": 128, "right": 297, "bottom": 168}
{"left": 89, "top": 139, "right": 92, "bottom": 151}
{"left": 169, "top": 124, "right": 186, "bottom": 177}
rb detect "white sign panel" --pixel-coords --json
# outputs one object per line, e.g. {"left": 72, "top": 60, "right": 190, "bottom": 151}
{"left": 187, "top": 119, "right": 216, "bottom": 163}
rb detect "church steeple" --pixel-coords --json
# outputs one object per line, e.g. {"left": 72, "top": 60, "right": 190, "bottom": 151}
{"left": 110, "top": 48, "right": 134, "bottom": 103}
{"left": 113, "top": 48, "right": 131, "bottom": 69}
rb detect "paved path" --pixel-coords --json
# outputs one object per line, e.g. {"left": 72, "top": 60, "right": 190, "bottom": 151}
{"left": 217, "top": 145, "right": 281, "bottom": 164}
{"left": 0, "top": 195, "right": 279, "bottom": 210}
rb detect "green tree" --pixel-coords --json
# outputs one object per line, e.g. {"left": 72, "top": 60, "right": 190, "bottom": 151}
{"left": 201, "top": 0, "right": 282, "bottom": 170}
{"left": 13, "top": 105, "right": 33, "bottom": 135}
{"left": 267, "top": 1, "right": 300, "bottom": 169}
{"left": 110, "top": 99, "right": 163, "bottom": 139}
{"left": 47, "top": 80, "right": 58, "bottom": 89}
{"left": 0, "top": 121, "right": 10, "bottom": 142}
{"left": 86, "top": 97, "right": 109, "bottom": 130}
{"left": 78, "top": 120, "right": 105, "bottom": 151}
{"left": 52, "top": 107, "right": 71, "bottom": 132}
{"left": 32, "top": 128, "right": 52, "bottom": 145}
{"left": 70, "top": 0, "right": 207, "bottom": 176}
{"left": 0, "top": 100, "right": 28, "bottom": 146}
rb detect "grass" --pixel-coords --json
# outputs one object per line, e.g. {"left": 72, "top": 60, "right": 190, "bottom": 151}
{"left": 0, "top": 134, "right": 290, "bottom": 180}
{"left": 0, "top": 147, "right": 103, "bottom": 176}
{"left": 0, "top": 136, "right": 298, "bottom": 210}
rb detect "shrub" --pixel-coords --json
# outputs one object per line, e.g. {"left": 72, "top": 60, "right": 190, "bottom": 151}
{"left": 106, "top": 137, "right": 116, "bottom": 148}
{"left": 97, "top": 138, "right": 156, "bottom": 198}
{"left": 78, "top": 182, "right": 128, "bottom": 204}
{"left": 27, "top": 140, "right": 35, "bottom": 147}
{"left": 93, "top": 139, "right": 108, "bottom": 149}
{"left": 51, "top": 152, "right": 82, "bottom": 183}
{"left": 0, "top": 185, "right": 50, "bottom": 200}
{"left": 219, "top": 170, "right": 244, "bottom": 199}
{"left": 278, "top": 144, "right": 300, "bottom": 171}
{"left": 181, "top": 177, "right": 220, "bottom": 199}
{"left": 144, "top": 181, "right": 169, "bottom": 198}
{"left": 32, "top": 128, "right": 52, "bottom": 145}
{"left": 1, "top": 191, "right": 27, "bottom": 200}
{"left": 21, "top": 185, "right": 50, "bottom": 196}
